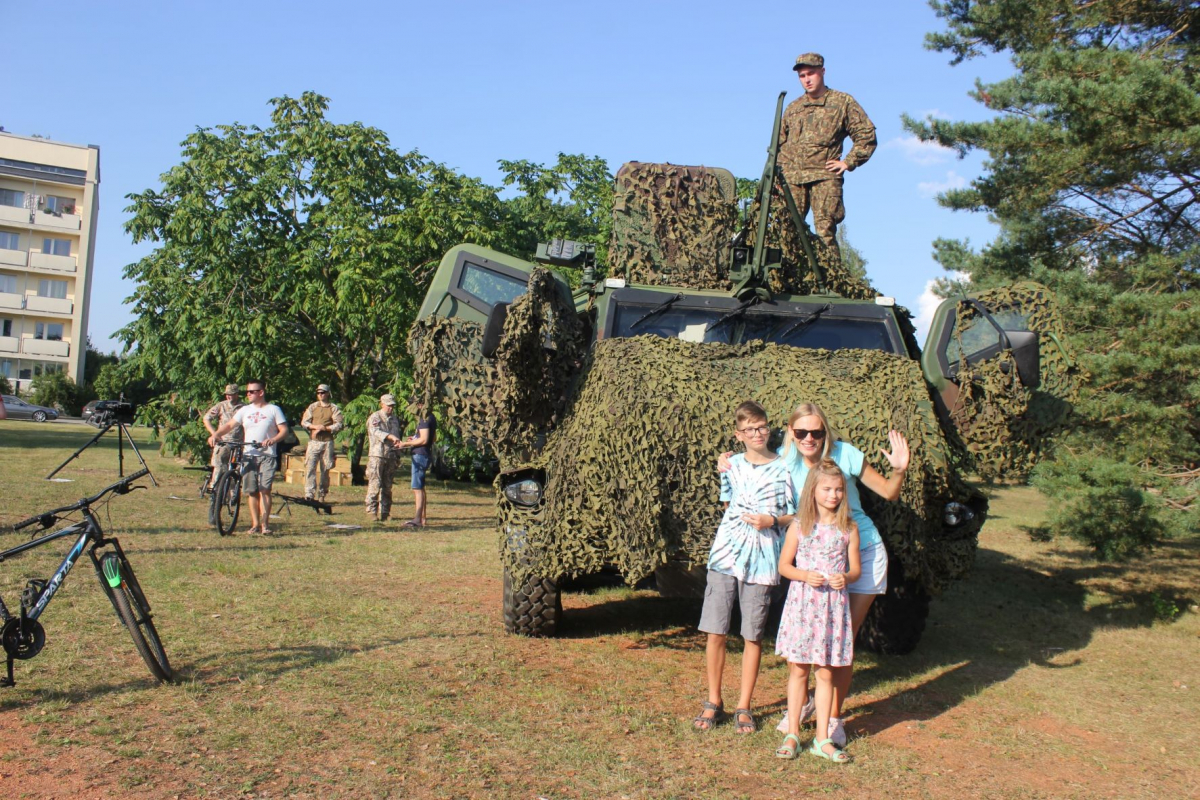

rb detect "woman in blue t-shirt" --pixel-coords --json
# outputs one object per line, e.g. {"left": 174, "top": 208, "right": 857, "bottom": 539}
{"left": 778, "top": 401, "right": 908, "bottom": 746}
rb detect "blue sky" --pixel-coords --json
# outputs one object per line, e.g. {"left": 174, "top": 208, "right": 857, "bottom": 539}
{"left": 3, "top": 0, "right": 1013, "bottom": 350}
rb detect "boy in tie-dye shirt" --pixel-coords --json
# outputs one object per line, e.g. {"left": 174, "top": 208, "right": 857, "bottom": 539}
{"left": 693, "top": 401, "right": 795, "bottom": 734}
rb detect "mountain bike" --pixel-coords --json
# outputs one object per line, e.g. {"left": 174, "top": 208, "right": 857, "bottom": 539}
{"left": 1, "top": 468, "right": 172, "bottom": 687}
{"left": 209, "top": 440, "right": 263, "bottom": 536}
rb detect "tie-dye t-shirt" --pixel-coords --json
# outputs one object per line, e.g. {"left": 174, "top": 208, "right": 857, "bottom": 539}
{"left": 708, "top": 454, "right": 796, "bottom": 585}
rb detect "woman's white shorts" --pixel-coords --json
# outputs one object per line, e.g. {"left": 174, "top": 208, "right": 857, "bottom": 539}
{"left": 847, "top": 540, "right": 888, "bottom": 595}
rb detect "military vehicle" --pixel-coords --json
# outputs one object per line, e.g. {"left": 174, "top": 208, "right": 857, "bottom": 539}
{"left": 408, "top": 94, "right": 1076, "bottom": 653}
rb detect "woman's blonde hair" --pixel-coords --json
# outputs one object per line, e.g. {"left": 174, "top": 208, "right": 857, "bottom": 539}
{"left": 781, "top": 402, "right": 839, "bottom": 466}
{"left": 797, "top": 458, "right": 852, "bottom": 535}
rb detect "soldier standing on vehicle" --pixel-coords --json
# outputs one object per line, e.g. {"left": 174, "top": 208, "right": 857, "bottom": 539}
{"left": 778, "top": 53, "right": 876, "bottom": 261}
{"left": 202, "top": 384, "right": 244, "bottom": 491}
{"left": 365, "top": 394, "right": 404, "bottom": 522}
{"left": 301, "top": 383, "right": 344, "bottom": 502}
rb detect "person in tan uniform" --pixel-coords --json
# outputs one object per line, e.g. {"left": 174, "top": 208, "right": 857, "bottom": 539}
{"left": 778, "top": 53, "right": 877, "bottom": 261}
{"left": 202, "top": 383, "right": 244, "bottom": 490}
{"left": 365, "top": 394, "right": 404, "bottom": 521}
{"left": 300, "top": 383, "right": 344, "bottom": 501}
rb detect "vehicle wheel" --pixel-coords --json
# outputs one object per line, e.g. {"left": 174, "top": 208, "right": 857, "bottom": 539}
{"left": 32, "top": 411, "right": 47, "bottom": 422}
{"left": 102, "top": 555, "right": 173, "bottom": 682}
{"left": 215, "top": 471, "right": 241, "bottom": 536}
{"left": 502, "top": 567, "right": 562, "bottom": 636}
{"left": 855, "top": 559, "right": 930, "bottom": 656}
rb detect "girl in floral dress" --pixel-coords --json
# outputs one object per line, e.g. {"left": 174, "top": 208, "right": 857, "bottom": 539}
{"left": 774, "top": 459, "right": 861, "bottom": 762}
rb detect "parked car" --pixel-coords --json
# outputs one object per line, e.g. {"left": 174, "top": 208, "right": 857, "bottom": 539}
{"left": 1, "top": 395, "right": 59, "bottom": 422}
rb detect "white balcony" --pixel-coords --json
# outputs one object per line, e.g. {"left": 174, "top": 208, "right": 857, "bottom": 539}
{"left": 28, "top": 252, "right": 76, "bottom": 273}
{"left": 33, "top": 210, "right": 81, "bottom": 231}
{"left": 0, "top": 291, "right": 23, "bottom": 310}
{"left": 22, "top": 338, "right": 70, "bottom": 357}
{"left": 24, "top": 295, "right": 72, "bottom": 314}
{"left": 0, "top": 206, "right": 31, "bottom": 225}
{"left": 0, "top": 335, "right": 17, "bottom": 353}
{"left": 0, "top": 248, "right": 24, "bottom": 268}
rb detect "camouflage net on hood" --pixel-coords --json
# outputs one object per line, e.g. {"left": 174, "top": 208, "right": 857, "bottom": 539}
{"left": 945, "top": 282, "right": 1080, "bottom": 479}
{"left": 495, "top": 336, "right": 983, "bottom": 596}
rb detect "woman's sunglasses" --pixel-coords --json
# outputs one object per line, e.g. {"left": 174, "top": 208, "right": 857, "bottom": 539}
{"left": 792, "top": 428, "right": 826, "bottom": 441}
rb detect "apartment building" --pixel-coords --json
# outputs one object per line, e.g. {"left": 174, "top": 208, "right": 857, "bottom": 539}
{"left": 0, "top": 132, "right": 100, "bottom": 392}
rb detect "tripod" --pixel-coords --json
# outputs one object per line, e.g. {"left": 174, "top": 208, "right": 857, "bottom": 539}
{"left": 46, "top": 417, "right": 158, "bottom": 486}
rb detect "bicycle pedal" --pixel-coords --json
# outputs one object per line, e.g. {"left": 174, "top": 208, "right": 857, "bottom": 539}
{"left": 20, "top": 580, "right": 47, "bottom": 613}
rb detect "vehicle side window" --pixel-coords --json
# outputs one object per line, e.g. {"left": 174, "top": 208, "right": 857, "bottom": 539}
{"left": 945, "top": 309, "right": 1030, "bottom": 363}
{"left": 458, "top": 262, "right": 528, "bottom": 308}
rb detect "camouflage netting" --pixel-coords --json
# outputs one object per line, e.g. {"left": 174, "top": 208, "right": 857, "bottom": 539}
{"left": 408, "top": 268, "right": 585, "bottom": 461}
{"left": 609, "top": 163, "right": 739, "bottom": 290}
{"left": 944, "top": 282, "right": 1080, "bottom": 479}
{"left": 494, "top": 336, "right": 983, "bottom": 597}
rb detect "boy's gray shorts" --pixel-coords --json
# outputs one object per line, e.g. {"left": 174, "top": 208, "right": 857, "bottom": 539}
{"left": 698, "top": 570, "right": 773, "bottom": 642}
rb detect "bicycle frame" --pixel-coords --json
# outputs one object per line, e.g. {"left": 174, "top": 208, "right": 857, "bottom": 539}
{"left": 0, "top": 516, "right": 95, "bottom": 623}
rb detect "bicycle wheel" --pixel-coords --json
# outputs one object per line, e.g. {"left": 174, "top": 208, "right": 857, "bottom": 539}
{"left": 215, "top": 470, "right": 241, "bottom": 536}
{"left": 101, "top": 554, "right": 172, "bottom": 682}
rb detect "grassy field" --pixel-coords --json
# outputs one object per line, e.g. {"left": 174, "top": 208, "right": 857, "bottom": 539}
{"left": 0, "top": 420, "right": 1196, "bottom": 799}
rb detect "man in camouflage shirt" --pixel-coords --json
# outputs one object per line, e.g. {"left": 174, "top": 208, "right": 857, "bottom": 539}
{"left": 778, "top": 53, "right": 876, "bottom": 260}
{"left": 202, "top": 383, "right": 244, "bottom": 490}
{"left": 365, "top": 394, "right": 404, "bottom": 522}
{"left": 300, "top": 383, "right": 344, "bottom": 501}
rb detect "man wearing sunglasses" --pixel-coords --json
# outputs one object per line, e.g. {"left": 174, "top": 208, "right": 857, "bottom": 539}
{"left": 211, "top": 378, "right": 289, "bottom": 535}
{"left": 300, "top": 383, "right": 344, "bottom": 502}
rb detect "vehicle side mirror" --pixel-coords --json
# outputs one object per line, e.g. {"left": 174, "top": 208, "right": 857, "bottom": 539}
{"left": 481, "top": 302, "right": 510, "bottom": 359}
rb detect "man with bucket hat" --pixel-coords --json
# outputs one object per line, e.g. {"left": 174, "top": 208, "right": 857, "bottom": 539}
{"left": 202, "top": 383, "right": 244, "bottom": 491}
{"left": 301, "top": 383, "right": 344, "bottom": 502}
{"left": 779, "top": 52, "right": 876, "bottom": 261}
{"left": 365, "top": 393, "right": 404, "bottom": 521}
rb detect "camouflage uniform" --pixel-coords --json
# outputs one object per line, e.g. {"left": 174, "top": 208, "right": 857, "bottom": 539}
{"left": 365, "top": 407, "right": 403, "bottom": 520}
{"left": 778, "top": 88, "right": 876, "bottom": 257}
{"left": 301, "top": 393, "right": 344, "bottom": 501}
{"left": 204, "top": 397, "right": 244, "bottom": 479}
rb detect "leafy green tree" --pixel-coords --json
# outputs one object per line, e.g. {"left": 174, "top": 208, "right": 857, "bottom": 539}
{"left": 0, "top": 375, "right": 13, "bottom": 396}
{"left": 120, "top": 92, "right": 510, "bottom": 463}
{"left": 31, "top": 371, "right": 82, "bottom": 415}
{"left": 906, "top": 0, "right": 1199, "bottom": 557}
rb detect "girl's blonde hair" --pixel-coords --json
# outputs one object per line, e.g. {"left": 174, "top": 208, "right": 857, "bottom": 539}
{"left": 781, "top": 402, "right": 839, "bottom": 466}
{"left": 797, "top": 458, "right": 852, "bottom": 535}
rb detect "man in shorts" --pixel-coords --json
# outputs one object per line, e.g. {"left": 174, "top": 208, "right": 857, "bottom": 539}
{"left": 396, "top": 409, "right": 437, "bottom": 528}
{"left": 210, "top": 378, "right": 289, "bottom": 535}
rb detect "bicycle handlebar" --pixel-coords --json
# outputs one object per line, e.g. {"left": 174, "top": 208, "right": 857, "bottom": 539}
{"left": 214, "top": 439, "right": 264, "bottom": 449}
{"left": 10, "top": 468, "right": 152, "bottom": 531}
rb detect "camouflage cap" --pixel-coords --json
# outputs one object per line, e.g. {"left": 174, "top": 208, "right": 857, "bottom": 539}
{"left": 223, "top": 383, "right": 239, "bottom": 395}
{"left": 316, "top": 383, "right": 331, "bottom": 393}
{"left": 793, "top": 52, "right": 824, "bottom": 70}
{"left": 380, "top": 393, "right": 397, "bottom": 406}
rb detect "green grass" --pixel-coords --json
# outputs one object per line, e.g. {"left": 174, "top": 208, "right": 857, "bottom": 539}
{"left": 0, "top": 419, "right": 1196, "bottom": 799}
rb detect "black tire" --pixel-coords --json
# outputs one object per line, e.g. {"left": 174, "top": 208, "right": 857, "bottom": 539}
{"left": 855, "top": 559, "right": 931, "bottom": 656}
{"left": 215, "top": 470, "right": 241, "bottom": 536}
{"left": 502, "top": 567, "right": 562, "bottom": 636}
{"left": 32, "top": 411, "right": 47, "bottom": 422}
{"left": 102, "top": 556, "right": 172, "bottom": 682}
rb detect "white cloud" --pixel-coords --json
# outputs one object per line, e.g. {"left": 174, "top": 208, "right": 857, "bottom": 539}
{"left": 886, "top": 134, "right": 955, "bottom": 166}
{"left": 917, "top": 170, "right": 968, "bottom": 198}
{"left": 916, "top": 108, "right": 952, "bottom": 120}
{"left": 912, "top": 271, "right": 970, "bottom": 343}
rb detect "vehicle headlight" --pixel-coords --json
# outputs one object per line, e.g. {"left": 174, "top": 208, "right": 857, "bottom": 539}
{"left": 503, "top": 478, "right": 543, "bottom": 507}
{"left": 944, "top": 502, "right": 976, "bottom": 527}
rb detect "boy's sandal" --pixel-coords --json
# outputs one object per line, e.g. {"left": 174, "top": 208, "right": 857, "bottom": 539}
{"left": 733, "top": 708, "right": 757, "bottom": 734}
{"left": 692, "top": 700, "right": 724, "bottom": 731}
{"left": 775, "top": 733, "right": 801, "bottom": 759}
{"left": 809, "top": 737, "right": 851, "bottom": 763}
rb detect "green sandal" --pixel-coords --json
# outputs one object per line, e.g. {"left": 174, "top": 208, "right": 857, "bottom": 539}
{"left": 809, "top": 737, "right": 851, "bottom": 763}
{"left": 775, "top": 733, "right": 801, "bottom": 759}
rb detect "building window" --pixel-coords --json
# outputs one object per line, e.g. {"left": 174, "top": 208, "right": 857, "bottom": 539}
{"left": 1, "top": 319, "right": 11, "bottom": 336}
{"left": 0, "top": 189, "right": 24, "bottom": 208}
{"left": 0, "top": 359, "right": 11, "bottom": 378}
{"left": 35, "top": 322, "right": 64, "bottom": 341}
{"left": 17, "top": 360, "right": 63, "bottom": 380}
{"left": 0, "top": 274, "right": 17, "bottom": 294}
{"left": 42, "top": 195, "right": 76, "bottom": 215}
{"left": 42, "top": 238, "right": 70, "bottom": 257}
{"left": 38, "top": 279, "right": 68, "bottom": 299}
{"left": 0, "top": 231, "right": 18, "bottom": 250}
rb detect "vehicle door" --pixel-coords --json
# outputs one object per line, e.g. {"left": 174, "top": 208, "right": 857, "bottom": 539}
{"left": 921, "top": 281, "right": 1078, "bottom": 478}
